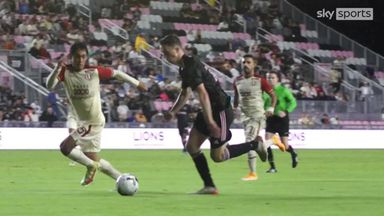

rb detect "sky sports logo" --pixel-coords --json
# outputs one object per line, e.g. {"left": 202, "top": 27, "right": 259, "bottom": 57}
{"left": 316, "top": 8, "right": 373, "bottom": 20}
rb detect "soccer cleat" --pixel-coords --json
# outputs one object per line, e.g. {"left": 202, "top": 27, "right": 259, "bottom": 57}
{"left": 266, "top": 168, "right": 277, "bottom": 173}
{"left": 192, "top": 186, "right": 219, "bottom": 195}
{"left": 241, "top": 172, "right": 258, "bottom": 181}
{"left": 292, "top": 153, "right": 298, "bottom": 168}
{"left": 80, "top": 161, "right": 100, "bottom": 186}
{"left": 272, "top": 135, "right": 286, "bottom": 152}
{"left": 252, "top": 136, "right": 267, "bottom": 162}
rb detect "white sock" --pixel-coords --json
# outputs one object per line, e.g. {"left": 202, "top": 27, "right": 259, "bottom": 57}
{"left": 67, "top": 148, "right": 95, "bottom": 167}
{"left": 248, "top": 150, "right": 257, "bottom": 173}
{"left": 99, "top": 159, "right": 121, "bottom": 180}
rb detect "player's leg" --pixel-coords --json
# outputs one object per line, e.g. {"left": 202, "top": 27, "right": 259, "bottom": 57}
{"left": 67, "top": 127, "right": 78, "bottom": 166}
{"left": 282, "top": 136, "right": 298, "bottom": 168}
{"left": 265, "top": 132, "right": 277, "bottom": 173}
{"left": 241, "top": 119, "right": 261, "bottom": 181}
{"left": 60, "top": 129, "right": 95, "bottom": 168}
{"left": 187, "top": 127, "right": 218, "bottom": 194}
{"left": 210, "top": 108, "right": 267, "bottom": 162}
{"left": 83, "top": 125, "right": 122, "bottom": 181}
{"left": 59, "top": 132, "right": 99, "bottom": 185}
{"left": 280, "top": 115, "right": 298, "bottom": 168}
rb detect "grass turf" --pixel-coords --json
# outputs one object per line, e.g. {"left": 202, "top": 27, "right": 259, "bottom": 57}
{"left": 0, "top": 149, "right": 383, "bottom": 216}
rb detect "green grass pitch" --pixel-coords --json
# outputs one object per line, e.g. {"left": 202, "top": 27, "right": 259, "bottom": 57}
{"left": 0, "top": 149, "right": 383, "bottom": 216}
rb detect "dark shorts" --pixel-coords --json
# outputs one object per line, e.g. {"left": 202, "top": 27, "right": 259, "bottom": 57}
{"left": 193, "top": 106, "right": 233, "bottom": 149}
{"left": 266, "top": 115, "right": 289, "bottom": 137}
{"left": 177, "top": 116, "right": 189, "bottom": 136}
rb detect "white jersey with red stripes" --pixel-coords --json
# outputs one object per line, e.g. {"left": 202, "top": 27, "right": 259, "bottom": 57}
{"left": 58, "top": 65, "right": 113, "bottom": 125}
{"left": 233, "top": 73, "right": 272, "bottom": 119}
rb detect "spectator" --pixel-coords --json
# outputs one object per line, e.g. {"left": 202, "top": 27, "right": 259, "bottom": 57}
{"left": 330, "top": 116, "right": 339, "bottom": 125}
{"left": 298, "top": 113, "right": 314, "bottom": 126}
{"left": 329, "top": 67, "right": 342, "bottom": 94}
{"left": 320, "top": 113, "right": 330, "bottom": 125}
{"left": 39, "top": 106, "right": 58, "bottom": 127}
{"left": 217, "top": 18, "right": 229, "bottom": 31}
{"left": 134, "top": 32, "right": 148, "bottom": 53}
{"left": 23, "top": 107, "right": 39, "bottom": 122}
{"left": 116, "top": 100, "right": 130, "bottom": 122}
{"left": 359, "top": 81, "right": 373, "bottom": 101}
{"left": 134, "top": 109, "right": 147, "bottom": 123}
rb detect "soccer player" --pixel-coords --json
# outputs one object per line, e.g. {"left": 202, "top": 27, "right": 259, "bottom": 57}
{"left": 264, "top": 71, "right": 298, "bottom": 173}
{"left": 160, "top": 34, "right": 270, "bottom": 195}
{"left": 46, "top": 42, "right": 147, "bottom": 186}
{"left": 233, "top": 54, "right": 285, "bottom": 181}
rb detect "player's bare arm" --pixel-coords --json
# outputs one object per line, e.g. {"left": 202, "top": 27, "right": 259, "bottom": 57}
{"left": 195, "top": 83, "right": 220, "bottom": 138}
{"left": 165, "top": 87, "right": 191, "bottom": 120}
{"left": 266, "top": 90, "right": 277, "bottom": 117}
{"left": 112, "top": 70, "right": 148, "bottom": 92}
{"left": 46, "top": 57, "right": 66, "bottom": 90}
{"left": 233, "top": 82, "right": 239, "bottom": 109}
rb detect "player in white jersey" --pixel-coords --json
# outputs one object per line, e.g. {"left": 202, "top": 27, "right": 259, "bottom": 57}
{"left": 233, "top": 54, "right": 285, "bottom": 181}
{"left": 46, "top": 42, "right": 147, "bottom": 186}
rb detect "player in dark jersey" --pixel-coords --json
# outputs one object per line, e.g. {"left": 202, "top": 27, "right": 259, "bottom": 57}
{"left": 263, "top": 71, "right": 298, "bottom": 173}
{"left": 160, "top": 34, "right": 268, "bottom": 194}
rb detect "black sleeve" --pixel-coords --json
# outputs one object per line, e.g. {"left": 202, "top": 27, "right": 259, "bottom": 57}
{"left": 188, "top": 61, "right": 203, "bottom": 90}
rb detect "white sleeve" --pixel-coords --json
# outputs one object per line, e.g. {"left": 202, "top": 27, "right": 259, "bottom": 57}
{"left": 46, "top": 64, "right": 64, "bottom": 90}
{"left": 112, "top": 70, "right": 140, "bottom": 87}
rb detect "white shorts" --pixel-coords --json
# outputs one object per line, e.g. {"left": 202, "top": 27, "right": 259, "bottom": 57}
{"left": 66, "top": 116, "right": 78, "bottom": 129}
{"left": 243, "top": 116, "right": 266, "bottom": 142}
{"left": 71, "top": 123, "right": 104, "bottom": 153}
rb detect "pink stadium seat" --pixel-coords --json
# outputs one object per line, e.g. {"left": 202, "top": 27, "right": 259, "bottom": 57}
{"left": 304, "top": 43, "right": 312, "bottom": 50}
{"left": 347, "top": 51, "right": 354, "bottom": 58}
{"left": 330, "top": 50, "right": 337, "bottom": 58}
{"left": 14, "top": 36, "right": 25, "bottom": 44}
{"left": 208, "top": 25, "right": 216, "bottom": 31}
{"left": 153, "top": 101, "right": 163, "bottom": 111}
{"left": 88, "top": 25, "right": 95, "bottom": 32}
{"left": 191, "top": 3, "right": 199, "bottom": 11}
{"left": 185, "top": 23, "right": 192, "bottom": 31}
{"left": 162, "top": 102, "right": 173, "bottom": 110}
{"left": 140, "top": 7, "right": 150, "bottom": 15}
{"left": 173, "top": 23, "right": 181, "bottom": 30}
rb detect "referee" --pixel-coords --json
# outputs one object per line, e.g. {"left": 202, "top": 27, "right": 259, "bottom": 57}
{"left": 263, "top": 71, "right": 298, "bottom": 173}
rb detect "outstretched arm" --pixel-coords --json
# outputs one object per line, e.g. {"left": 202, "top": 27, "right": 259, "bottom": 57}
{"left": 112, "top": 70, "right": 148, "bottom": 92}
{"left": 46, "top": 60, "right": 65, "bottom": 90}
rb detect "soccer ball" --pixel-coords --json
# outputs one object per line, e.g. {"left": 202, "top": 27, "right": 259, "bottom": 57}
{"left": 116, "top": 173, "right": 139, "bottom": 196}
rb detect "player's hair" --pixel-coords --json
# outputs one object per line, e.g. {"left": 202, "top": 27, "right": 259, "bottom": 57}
{"left": 243, "top": 54, "right": 258, "bottom": 64}
{"left": 160, "top": 34, "right": 182, "bottom": 47}
{"left": 70, "top": 42, "right": 88, "bottom": 56}
{"left": 269, "top": 70, "right": 281, "bottom": 82}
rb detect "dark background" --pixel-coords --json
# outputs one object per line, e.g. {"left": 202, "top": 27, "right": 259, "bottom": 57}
{"left": 287, "top": 0, "right": 384, "bottom": 56}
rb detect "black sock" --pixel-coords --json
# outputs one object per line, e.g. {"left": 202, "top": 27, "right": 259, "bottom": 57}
{"left": 287, "top": 145, "right": 296, "bottom": 156}
{"left": 192, "top": 152, "right": 215, "bottom": 187}
{"left": 267, "top": 147, "right": 276, "bottom": 169}
{"left": 227, "top": 141, "right": 254, "bottom": 159}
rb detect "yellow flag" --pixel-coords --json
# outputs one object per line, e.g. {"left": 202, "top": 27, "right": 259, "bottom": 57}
{"left": 207, "top": 0, "right": 216, "bottom": 7}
